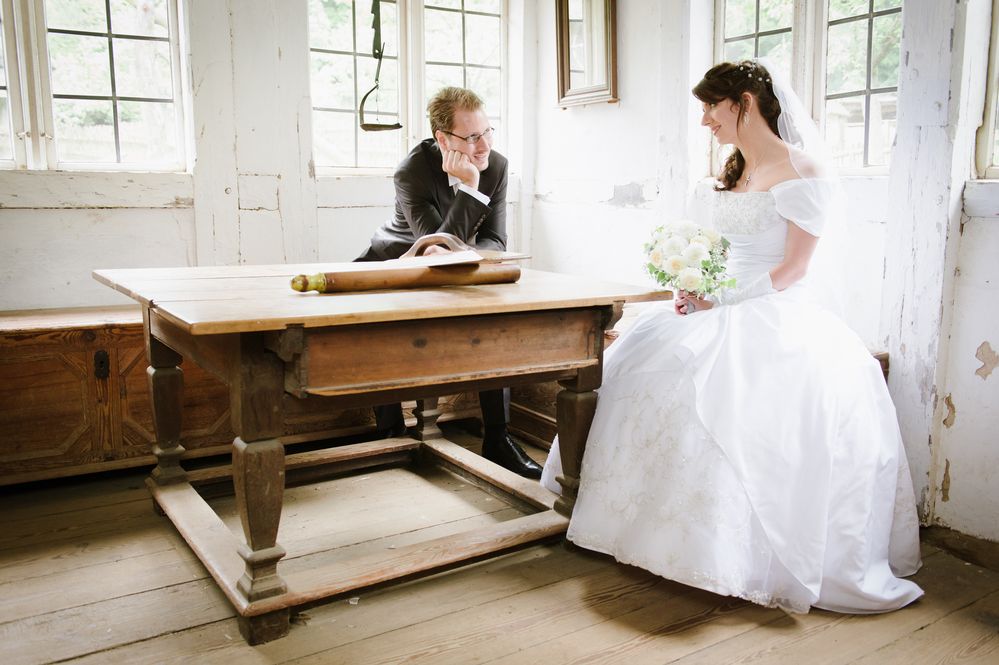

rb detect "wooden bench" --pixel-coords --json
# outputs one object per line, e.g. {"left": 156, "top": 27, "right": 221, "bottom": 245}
{"left": 0, "top": 306, "right": 479, "bottom": 486}
{"left": 510, "top": 302, "right": 890, "bottom": 450}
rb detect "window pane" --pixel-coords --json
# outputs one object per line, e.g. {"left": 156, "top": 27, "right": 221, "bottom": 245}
{"left": 725, "top": 0, "right": 755, "bottom": 37}
{"left": 48, "top": 33, "right": 111, "bottom": 96}
{"left": 45, "top": 0, "right": 107, "bottom": 32}
{"left": 118, "top": 100, "right": 177, "bottom": 163}
{"left": 425, "top": 0, "right": 461, "bottom": 9}
{"left": 873, "top": 0, "right": 902, "bottom": 11}
{"left": 110, "top": 0, "right": 169, "bottom": 38}
{"left": 357, "top": 55, "right": 399, "bottom": 114}
{"left": 758, "top": 31, "right": 792, "bottom": 82}
{"left": 724, "top": 37, "right": 754, "bottom": 62}
{"left": 313, "top": 109, "right": 355, "bottom": 166}
{"left": 867, "top": 91, "right": 896, "bottom": 166}
{"left": 358, "top": 114, "right": 401, "bottom": 167}
{"left": 871, "top": 12, "right": 901, "bottom": 89}
{"left": 758, "top": 0, "right": 792, "bottom": 32}
{"left": 309, "top": 0, "right": 354, "bottom": 52}
{"left": 0, "top": 23, "right": 6, "bottom": 87}
{"left": 114, "top": 38, "right": 173, "bottom": 98}
{"left": 465, "top": 0, "right": 501, "bottom": 13}
{"left": 466, "top": 67, "right": 501, "bottom": 114}
{"left": 828, "top": 0, "right": 869, "bottom": 21}
{"left": 356, "top": 1, "right": 397, "bottom": 58}
{"left": 825, "top": 95, "right": 865, "bottom": 168}
{"left": 465, "top": 14, "right": 500, "bottom": 67}
{"left": 993, "top": 111, "right": 999, "bottom": 168}
{"left": 425, "top": 63, "right": 464, "bottom": 98}
{"left": 826, "top": 19, "right": 867, "bottom": 95}
{"left": 52, "top": 98, "right": 117, "bottom": 162}
{"left": 425, "top": 8, "right": 463, "bottom": 62}
{"left": 311, "top": 52, "right": 355, "bottom": 109}
{"left": 310, "top": 0, "right": 403, "bottom": 169}
{"left": 0, "top": 94, "right": 12, "bottom": 160}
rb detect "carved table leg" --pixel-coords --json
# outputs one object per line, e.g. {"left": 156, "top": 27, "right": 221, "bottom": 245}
{"left": 231, "top": 335, "right": 290, "bottom": 644}
{"left": 554, "top": 365, "right": 602, "bottom": 518}
{"left": 414, "top": 396, "right": 442, "bottom": 441}
{"left": 146, "top": 336, "right": 186, "bottom": 486}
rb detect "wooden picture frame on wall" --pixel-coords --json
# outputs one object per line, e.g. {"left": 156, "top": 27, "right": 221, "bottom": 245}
{"left": 556, "top": 0, "right": 618, "bottom": 108}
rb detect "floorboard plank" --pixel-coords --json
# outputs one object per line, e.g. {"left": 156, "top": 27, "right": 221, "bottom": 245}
{"left": 849, "top": 588, "right": 999, "bottom": 665}
{"left": 1, "top": 432, "right": 997, "bottom": 665}
{"left": 666, "top": 551, "right": 999, "bottom": 665}
{"left": 57, "top": 545, "right": 608, "bottom": 665}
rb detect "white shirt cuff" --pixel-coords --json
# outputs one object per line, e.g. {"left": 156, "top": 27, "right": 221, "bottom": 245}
{"left": 457, "top": 182, "right": 491, "bottom": 206}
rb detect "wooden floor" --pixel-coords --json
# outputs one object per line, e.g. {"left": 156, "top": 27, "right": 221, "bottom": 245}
{"left": 2, "top": 428, "right": 998, "bottom": 665}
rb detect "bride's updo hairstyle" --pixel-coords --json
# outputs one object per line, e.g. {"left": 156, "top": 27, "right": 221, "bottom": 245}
{"left": 693, "top": 60, "right": 781, "bottom": 191}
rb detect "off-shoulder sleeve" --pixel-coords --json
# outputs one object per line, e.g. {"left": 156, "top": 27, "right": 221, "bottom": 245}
{"left": 771, "top": 177, "right": 838, "bottom": 237}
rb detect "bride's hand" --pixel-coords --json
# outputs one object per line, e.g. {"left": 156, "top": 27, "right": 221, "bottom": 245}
{"left": 675, "top": 290, "right": 714, "bottom": 316}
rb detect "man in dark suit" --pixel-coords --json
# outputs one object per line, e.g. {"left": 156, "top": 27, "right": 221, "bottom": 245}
{"left": 356, "top": 86, "right": 542, "bottom": 479}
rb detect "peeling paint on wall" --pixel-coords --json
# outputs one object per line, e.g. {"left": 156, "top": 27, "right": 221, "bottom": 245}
{"left": 607, "top": 183, "right": 645, "bottom": 207}
{"left": 942, "top": 393, "right": 956, "bottom": 428}
{"left": 975, "top": 341, "right": 998, "bottom": 380}
{"left": 941, "top": 458, "right": 950, "bottom": 502}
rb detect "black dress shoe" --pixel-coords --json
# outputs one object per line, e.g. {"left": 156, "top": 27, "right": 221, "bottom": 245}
{"left": 482, "top": 433, "right": 543, "bottom": 479}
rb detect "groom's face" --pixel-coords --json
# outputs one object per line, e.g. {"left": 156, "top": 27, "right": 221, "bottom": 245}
{"left": 438, "top": 108, "right": 492, "bottom": 172}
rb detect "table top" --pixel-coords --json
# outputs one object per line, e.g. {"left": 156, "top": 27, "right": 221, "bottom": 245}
{"left": 93, "top": 263, "right": 670, "bottom": 335}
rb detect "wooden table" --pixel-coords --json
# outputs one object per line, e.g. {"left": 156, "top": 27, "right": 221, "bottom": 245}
{"left": 93, "top": 264, "right": 668, "bottom": 644}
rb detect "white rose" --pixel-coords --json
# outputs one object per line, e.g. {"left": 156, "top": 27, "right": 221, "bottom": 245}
{"left": 664, "top": 235, "right": 688, "bottom": 255}
{"left": 682, "top": 242, "right": 709, "bottom": 265}
{"left": 702, "top": 228, "right": 722, "bottom": 245}
{"left": 648, "top": 248, "right": 663, "bottom": 267}
{"left": 689, "top": 234, "right": 711, "bottom": 248}
{"left": 674, "top": 220, "right": 700, "bottom": 239}
{"left": 664, "top": 255, "right": 687, "bottom": 276}
{"left": 677, "top": 267, "right": 703, "bottom": 292}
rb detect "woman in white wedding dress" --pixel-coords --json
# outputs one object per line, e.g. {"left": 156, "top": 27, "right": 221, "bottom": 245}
{"left": 541, "top": 60, "right": 924, "bottom": 614}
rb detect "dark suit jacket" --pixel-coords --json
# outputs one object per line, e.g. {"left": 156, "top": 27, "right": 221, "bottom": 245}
{"left": 363, "top": 138, "right": 508, "bottom": 260}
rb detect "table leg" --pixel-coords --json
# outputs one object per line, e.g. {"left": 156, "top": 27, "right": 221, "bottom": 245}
{"left": 146, "top": 337, "right": 186, "bottom": 486}
{"left": 231, "top": 336, "right": 290, "bottom": 644}
{"left": 554, "top": 365, "right": 601, "bottom": 518}
{"left": 414, "top": 396, "right": 442, "bottom": 441}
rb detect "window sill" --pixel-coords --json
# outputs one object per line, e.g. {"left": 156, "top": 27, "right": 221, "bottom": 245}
{"left": 0, "top": 170, "right": 194, "bottom": 209}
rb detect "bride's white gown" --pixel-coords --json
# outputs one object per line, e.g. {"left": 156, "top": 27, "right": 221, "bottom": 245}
{"left": 542, "top": 182, "right": 924, "bottom": 614}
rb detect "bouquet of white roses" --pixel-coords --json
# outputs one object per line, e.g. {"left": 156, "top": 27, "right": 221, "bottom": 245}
{"left": 644, "top": 220, "right": 735, "bottom": 296}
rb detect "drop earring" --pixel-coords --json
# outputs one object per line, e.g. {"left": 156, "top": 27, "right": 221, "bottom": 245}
{"left": 743, "top": 113, "right": 750, "bottom": 127}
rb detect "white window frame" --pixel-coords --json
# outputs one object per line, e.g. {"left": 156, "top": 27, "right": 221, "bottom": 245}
{"left": 713, "top": 0, "right": 901, "bottom": 176}
{"left": 311, "top": 0, "right": 508, "bottom": 176}
{"left": 975, "top": 0, "right": 999, "bottom": 179}
{"left": 1, "top": 0, "right": 188, "bottom": 172}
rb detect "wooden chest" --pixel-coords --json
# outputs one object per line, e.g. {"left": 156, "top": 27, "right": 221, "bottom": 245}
{"left": 0, "top": 306, "right": 479, "bottom": 485}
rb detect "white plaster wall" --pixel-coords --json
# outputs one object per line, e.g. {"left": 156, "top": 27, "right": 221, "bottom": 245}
{"left": 0, "top": 172, "right": 195, "bottom": 310}
{"left": 933, "top": 183, "right": 999, "bottom": 541}
{"left": 881, "top": 0, "right": 992, "bottom": 523}
{"left": 530, "top": 0, "right": 713, "bottom": 287}
{"left": 0, "top": 206, "right": 195, "bottom": 309}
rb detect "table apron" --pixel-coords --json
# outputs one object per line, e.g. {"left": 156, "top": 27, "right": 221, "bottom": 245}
{"left": 290, "top": 307, "right": 606, "bottom": 397}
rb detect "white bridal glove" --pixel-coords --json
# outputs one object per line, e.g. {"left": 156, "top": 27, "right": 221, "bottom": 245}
{"left": 710, "top": 271, "right": 776, "bottom": 306}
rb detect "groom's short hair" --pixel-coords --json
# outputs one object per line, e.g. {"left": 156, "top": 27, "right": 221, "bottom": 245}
{"left": 428, "top": 87, "right": 485, "bottom": 134}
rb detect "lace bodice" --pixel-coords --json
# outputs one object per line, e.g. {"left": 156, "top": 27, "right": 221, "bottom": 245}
{"left": 712, "top": 191, "right": 784, "bottom": 235}
{"left": 710, "top": 191, "right": 788, "bottom": 283}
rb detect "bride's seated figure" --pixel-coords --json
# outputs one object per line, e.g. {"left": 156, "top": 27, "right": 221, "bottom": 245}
{"left": 541, "top": 59, "right": 924, "bottom": 614}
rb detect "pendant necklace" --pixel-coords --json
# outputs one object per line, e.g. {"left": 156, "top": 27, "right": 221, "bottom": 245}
{"left": 744, "top": 144, "right": 773, "bottom": 187}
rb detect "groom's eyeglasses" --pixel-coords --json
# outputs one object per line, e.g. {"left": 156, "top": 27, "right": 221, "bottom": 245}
{"left": 441, "top": 127, "right": 495, "bottom": 145}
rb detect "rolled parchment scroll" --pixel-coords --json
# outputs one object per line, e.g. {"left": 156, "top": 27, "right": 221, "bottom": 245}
{"left": 291, "top": 261, "right": 521, "bottom": 293}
